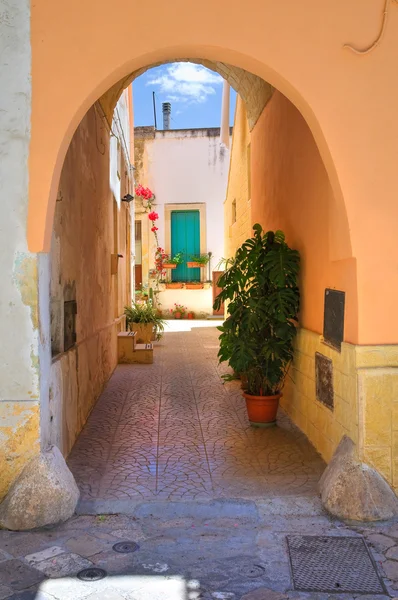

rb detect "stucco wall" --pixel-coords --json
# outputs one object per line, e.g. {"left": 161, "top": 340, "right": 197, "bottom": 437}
{"left": 0, "top": 0, "right": 42, "bottom": 499}
{"left": 251, "top": 91, "right": 357, "bottom": 343}
{"left": 47, "top": 102, "right": 132, "bottom": 457}
{"left": 135, "top": 127, "right": 231, "bottom": 293}
{"left": 224, "top": 96, "right": 252, "bottom": 259}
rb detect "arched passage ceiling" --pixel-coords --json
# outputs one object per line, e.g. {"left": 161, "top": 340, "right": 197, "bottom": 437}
{"left": 99, "top": 59, "right": 274, "bottom": 132}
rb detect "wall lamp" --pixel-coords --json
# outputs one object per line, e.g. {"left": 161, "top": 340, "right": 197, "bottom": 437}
{"left": 121, "top": 194, "right": 134, "bottom": 203}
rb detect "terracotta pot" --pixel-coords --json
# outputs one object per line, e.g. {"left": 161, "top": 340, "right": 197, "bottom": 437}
{"left": 174, "top": 311, "right": 182, "bottom": 319}
{"left": 185, "top": 283, "right": 203, "bottom": 289}
{"left": 242, "top": 392, "right": 282, "bottom": 427}
{"left": 163, "top": 263, "right": 177, "bottom": 269}
{"left": 187, "top": 312, "right": 195, "bottom": 319}
{"left": 131, "top": 322, "right": 154, "bottom": 343}
{"left": 166, "top": 283, "right": 183, "bottom": 289}
{"left": 187, "top": 262, "right": 203, "bottom": 268}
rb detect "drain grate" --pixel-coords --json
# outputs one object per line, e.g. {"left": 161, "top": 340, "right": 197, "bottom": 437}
{"left": 112, "top": 541, "right": 140, "bottom": 554}
{"left": 77, "top": 567, "right": 107, "bottom": 581}
{"left": 287, "top": 535, "right": 385, "bottom": 594}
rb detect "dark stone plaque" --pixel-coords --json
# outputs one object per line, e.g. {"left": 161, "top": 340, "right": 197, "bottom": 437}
{"left": 64, "top": 300, "right": 77, "bottom": 351}
{"left": 323, "top": 289, "right": 345, "bottom": 350}
{"left": 315, "top": 352, "right": 334, "bottom": 410}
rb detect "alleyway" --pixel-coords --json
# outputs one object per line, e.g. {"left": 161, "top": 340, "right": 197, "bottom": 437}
{"left": 68, "top": 323, "right": 325, "bottom": 512}
{"left": 1, "top": 325, "right": 398, "bottom": 599}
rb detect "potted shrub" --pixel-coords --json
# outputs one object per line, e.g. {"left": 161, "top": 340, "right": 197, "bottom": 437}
{"left": 163, "top": 251, "right": 184, "bottom": 270}
{"left": 214, "top": 225, "right": 300, "bottom": 427}
{"left": 187, "top": 254, "right": 210, "bottom": 268}
{"left": 187, "top": 310, "right": 195, "bottom": 319}
{"left": 170, "top": 303, "right": 187, "bottom": 319}
{"left": 185, "top": 281, "right": 203, "bottom": 290}
{"left": 124, "top": 301, "right": 166, "bottom": 342}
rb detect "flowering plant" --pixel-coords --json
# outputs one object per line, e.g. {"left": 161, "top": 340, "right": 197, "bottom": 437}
{"left": 135, "top": 184, "right": 155, "bottom": 209}
{"left": 170, "top": 303, "right": 187, "bottom": 316}
{"left": 154, "top": 247, "right": 168, "bottom": 278}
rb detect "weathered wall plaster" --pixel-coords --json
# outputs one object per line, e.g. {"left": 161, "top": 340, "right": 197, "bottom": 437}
{"left": 0, "top": 0, "right": 42, "bottom": 499}
{"left": 47, "top": 99, "right": 132, "bottom": 457}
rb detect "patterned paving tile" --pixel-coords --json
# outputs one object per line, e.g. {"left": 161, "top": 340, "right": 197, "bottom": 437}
{"left": 68, "top": 324, "right": 325, "bottom": 503}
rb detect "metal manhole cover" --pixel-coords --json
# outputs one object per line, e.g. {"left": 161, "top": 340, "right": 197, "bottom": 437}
{"left": 112, "top": 541, "right": 140, "bottom": 554}
{"left": 77, "top": 567, "right": 107, "bottom": 581}
{"left": 287, "top": 535, "right": 385, "bottom": 594}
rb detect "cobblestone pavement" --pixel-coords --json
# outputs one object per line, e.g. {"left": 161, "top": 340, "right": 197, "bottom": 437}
{"left": 68, "top": 323, "right": 325, "bottom": 510}
{"left": 1, "top": 498, "right": 398, "bottom": 599}
{"left": 2, "top": 323, "right": 398, "bottom": 598}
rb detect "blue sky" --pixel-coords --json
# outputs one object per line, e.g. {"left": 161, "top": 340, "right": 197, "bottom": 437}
{"left": 133, "top": 63, "right": 237, "bottom": 130}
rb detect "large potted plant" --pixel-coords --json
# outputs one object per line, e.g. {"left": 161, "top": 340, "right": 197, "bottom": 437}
{"left": 124, "top": 301, "right": 166, "bottom": 342}
{"left": 214, "top": 225, "right": 300, "bottom": 427}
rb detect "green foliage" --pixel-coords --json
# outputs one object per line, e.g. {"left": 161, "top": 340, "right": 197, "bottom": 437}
{"left": 214, "top": 225, "right": 300, "bottom": 396}
{"left": 189, "top": 253, "right": 210, "bottom": 265}
{"left": 124, "top": 301, "right": 166, "bottom": 338}
{"left": 168, "top": 251, "right": 184, "bottom": 265}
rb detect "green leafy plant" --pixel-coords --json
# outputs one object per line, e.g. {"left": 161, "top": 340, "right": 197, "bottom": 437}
{"left": 215, "top": 256, "right": 235, "bottom": 270}
{"left": 167, "top": 251, "right": 184, "bottom": 265}
{"left": 124, "top": 301, "right": 166, "bottom": 339}
{"left": 213, "top": 225, "right": 300, "bottom": 396}
{"left": 189, "top": 253, "right": 210, "bottom": 265}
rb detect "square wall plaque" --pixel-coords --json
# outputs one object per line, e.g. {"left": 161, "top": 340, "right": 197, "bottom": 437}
{"left": 323, "top": 289, "right": 345, "bottom": 350}
{"left": 315, "top": 352, "right": 334, "bottom": 410}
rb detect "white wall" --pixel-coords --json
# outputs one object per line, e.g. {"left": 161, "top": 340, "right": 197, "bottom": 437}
{"left": 145, "top": 129, "right": 231, "bottom": 271}
{"left": 110, "top": 89, "right": 132, "bottom": 207}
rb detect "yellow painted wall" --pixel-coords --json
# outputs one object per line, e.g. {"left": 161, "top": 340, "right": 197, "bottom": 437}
{"left": 283, "top": 330, "right": 398, "bottom": 492}
{"left": 225, "top": 96, "right": 252, "bottom": 259}
{"left": 282, "top": 329, "right": 358, "bottom": 464}
{"left": 0, "top": 402, "right": 40, "bottom": 499}
{"left": 47, "top": 103, "right": 131, "bottom": 457}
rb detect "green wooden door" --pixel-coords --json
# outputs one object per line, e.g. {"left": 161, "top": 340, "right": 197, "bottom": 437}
{"left": 171, "top": 210, "right": 200, "bottom": 281}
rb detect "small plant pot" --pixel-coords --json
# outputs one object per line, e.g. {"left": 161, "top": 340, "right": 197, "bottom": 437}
{"left": 185, "top": 283, "right": 203, "bottom": 290}
{"left": 242, "top": 392, "right": 282, "bottom": 427}
{"left": 163, "top": 263, "right": 177, "bottom": 269}
{"left": 166, "top": 283, "right": 183, "bottom": 289}
{"left": 187, "top": 262, "right": 203, "bottom": 268}
{"left": 174, "top": 311, "right": 183, "bottom": 319}
{"left": 187, "top": 312, "right": 195, "bottom": 319}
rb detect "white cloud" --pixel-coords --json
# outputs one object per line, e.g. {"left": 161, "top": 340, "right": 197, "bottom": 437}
{"left": 147, "top": 63, "right": 222, "bottom": 104}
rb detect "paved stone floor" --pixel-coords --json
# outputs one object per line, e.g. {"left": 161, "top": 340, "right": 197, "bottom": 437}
{"left": 2, "top": 323, "right": 398, "bottom": 599}
{"left": 68, "top": 323, "right": 325, "bottom": 512}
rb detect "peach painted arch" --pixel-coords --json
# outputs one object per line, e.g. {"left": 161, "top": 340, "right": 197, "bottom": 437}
{"left": 31, "top": 0, "right": 398, "bottom": 344}
{"left": 29, "top": 44, "right": 350, "bottom": 259}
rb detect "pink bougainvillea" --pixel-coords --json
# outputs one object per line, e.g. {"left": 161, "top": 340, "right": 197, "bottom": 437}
{"left": 148, "top": 211, "right": 159, "bottom": 222}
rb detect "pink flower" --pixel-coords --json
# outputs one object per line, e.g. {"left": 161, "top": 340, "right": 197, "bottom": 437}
{"left": 151, "top": 226, "right": 158, "bottom": 232}
{"left": 148, "top": 211, "right": 159, "bottom": 221}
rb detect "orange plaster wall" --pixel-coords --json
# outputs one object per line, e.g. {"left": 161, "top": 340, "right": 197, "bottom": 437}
{"left": 251, "top": 92, "right": 358, "bottom": 342}
{"left": 28, "top": 0, "right": 398, "bottom": 345}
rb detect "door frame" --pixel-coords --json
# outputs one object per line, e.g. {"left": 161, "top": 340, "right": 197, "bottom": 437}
{"left": 164, "top": 203, "right": 207, "bottom": 257}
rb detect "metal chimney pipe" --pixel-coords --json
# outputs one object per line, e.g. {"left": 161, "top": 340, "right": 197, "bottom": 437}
{"left": 162, "top": 102, "right": 171, "bottom": 130}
